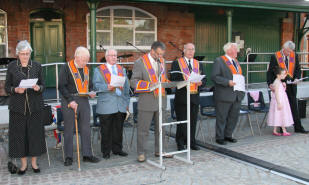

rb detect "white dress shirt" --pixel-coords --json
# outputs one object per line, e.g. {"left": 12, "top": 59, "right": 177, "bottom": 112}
{"left": 106, "top": 62, "right": 118, "bottom": 74}
{"left": 184, "top": 57, "right": 193, "bottom": 70}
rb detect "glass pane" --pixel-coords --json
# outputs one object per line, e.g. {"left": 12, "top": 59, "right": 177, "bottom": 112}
{"left": 97, "top": 9, "right": 110, "bottom": 16}
{"left": 114, "top": 9, "right": 132, "bottom": 17}
{"left": 97, "top": 17, "right": 110, "bottom": 30}
{"left": 135, "top": 19, "right": 154, "bottom": 31}
{"left": 114, "top": 18, "right": 132, "bottom": 25}
{"left": 0, "top": 45, "right": 5, "bottom": 58}
{"left": 0, "top": 14, "right": 4, "bottom": 26}
{"left": 0, "top": 28, "right": 6, "bottom": 44}
{"left": 97, "top": 32, "right": 110, "bottom": 47}
{"left": 135, "top": 33, "right": 155, "bottom": 46}
{"left": 113, "top": 27, "right": 133, "bottom": 46}
{"left": 135, "top": 10, "right": 150, "bottom": 18}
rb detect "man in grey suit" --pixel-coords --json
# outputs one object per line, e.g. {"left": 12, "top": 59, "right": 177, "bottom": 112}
{"left": 93, "top": 49, "right": 130, "bottom": 159}
{"left": 130, "top": 41, "right": 172, "bottom": 162}
{"left": 211, "top": 42, "right": 245, "bottom": 145}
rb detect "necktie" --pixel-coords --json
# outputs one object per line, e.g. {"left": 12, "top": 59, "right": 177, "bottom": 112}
{"left": 285, "top": 56, "right": 289, "bottom": 68}
{"left": 112, "top": 65, "right": 122, "bottom": 96}
{"left": 188, "top": 59, "right": 192, "bottom": 72}
{"left": 232, "top": 59, "right": 238, "bottom": 72}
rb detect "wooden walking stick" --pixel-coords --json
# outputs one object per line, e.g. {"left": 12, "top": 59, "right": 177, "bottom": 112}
{"left": 69, "top": 104, "right": 81, "bottom": 171}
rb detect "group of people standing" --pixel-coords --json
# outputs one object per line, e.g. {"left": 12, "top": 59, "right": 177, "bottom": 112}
{"left": 5, "top": 39, "right": 308, "bottom": 174}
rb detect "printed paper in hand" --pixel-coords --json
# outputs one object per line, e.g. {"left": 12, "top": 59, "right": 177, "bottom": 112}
{"left": 233, "top": 74, "right": 245, "bottom": 92}
{"left": 189, "top": 72, "right": 205, "bottom": 83}
{"left": 110, "top": 75, "right": 125, "bottom": 87}
{"left": 286, "top": 77, "right": 309, "bottom": 84}
{"left": 18, "top": 78, "right": 38, "bottom": 88}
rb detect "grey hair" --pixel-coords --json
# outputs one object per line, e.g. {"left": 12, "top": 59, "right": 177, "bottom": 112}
{"left": 151, "top": 41, "right": 166, "bottom": 50}
{"left": 282, "top": 41, "right": 295, "bottom": 50}
{"left": 184, "top": 43, "right": 195, "bottom": 51}
{"left": 74, "top": 46, "right": 90, "bottom": 57}
{"left": 223, "top": 42, "right": 237, "bottom": 53}
{"left": 16, "top": 40, "right": 33, "bottom": 55}
{"left": 105, "top": 48, "right": 117, "bottom": 56}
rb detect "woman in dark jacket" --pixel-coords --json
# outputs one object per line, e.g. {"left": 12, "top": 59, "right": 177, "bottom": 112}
{"left": 5, "top": 40, "right": 46, "bottom": 175}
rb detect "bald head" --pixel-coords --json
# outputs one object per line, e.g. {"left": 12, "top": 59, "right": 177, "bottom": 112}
{"left": 183, "top": 43, "right": 195, "bottom": 60}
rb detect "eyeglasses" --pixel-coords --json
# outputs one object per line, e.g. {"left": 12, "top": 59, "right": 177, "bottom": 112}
{"left": 19, "top": 52, "right": 31, "bottom": 56}
{"left": 107, "top": 55, "right": 117, "bottom": 57}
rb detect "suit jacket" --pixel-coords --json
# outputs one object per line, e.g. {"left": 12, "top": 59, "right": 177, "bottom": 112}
{"left": 267, "top": 53, "right": 301, "bottom": 96}
{"left": 130, "top": 56, "right": 167, "bottom": 112}
{"left": 170, "top": 59, "right": 206, "bottom": 105}
{"left": 93, "top": 65, "right": 130, "bottom": 115}
{"left": 211, "top": 56, "right": 245, "bottom": 103}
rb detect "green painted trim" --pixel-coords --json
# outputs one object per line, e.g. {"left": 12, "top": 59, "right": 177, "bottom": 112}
{"left": 226, "top": 9, "right": 232, "bottom": 42}
{"left": 124, "top": 0, "right": 309, "bottom": 12}
{"left": 87, "top": 0, "right": 100, "bottom": 62}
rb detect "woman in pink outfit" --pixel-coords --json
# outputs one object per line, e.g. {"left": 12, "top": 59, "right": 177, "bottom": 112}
{"left": 267, "top": 67, "right": 294, "bottom": 136}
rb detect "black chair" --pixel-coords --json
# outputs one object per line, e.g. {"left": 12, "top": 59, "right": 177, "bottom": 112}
{"left": 168, "top": 98, "right": 176, "bottom": 142}
{"left": 236, "top": 108, "right": 254, "bottom": 136}
{"left": 130, "top": 102, "right": 138, "bottom": 148}
{"left": 247, "top": 91, "right": 269, "bottom": 133}
{"left": 56, "top": 108, "right": 65, "bottom": 162}
{"left": 198, "top": 95, "right": 216, "bottom": 143}
{"left": 91, "top": 104, "right": 101, "bottom": 154}
{"left": 43, "top": 105, "right": 57, "bottom": 167}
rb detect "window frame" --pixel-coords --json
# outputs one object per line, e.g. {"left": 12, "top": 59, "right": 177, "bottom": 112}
{"left": 86, "top": 6, "right": 157, "bottom": 51}
{"left": 0, "top": 9, "right": 8, "bottom": 57}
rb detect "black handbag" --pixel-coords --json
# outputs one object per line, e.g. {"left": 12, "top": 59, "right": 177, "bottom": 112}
{"left": 42, "top": 104, "right": 53, "bottom": 126}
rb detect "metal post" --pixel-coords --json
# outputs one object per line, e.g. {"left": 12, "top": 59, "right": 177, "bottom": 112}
{"left": 226, "top": 9, "right": 233, "bottom": 42}
{"left": 294, "top": 12, "right": 300, "bottom": 51}
{"left": 246, "top": 54, "right": 249, "bottom": 90}
{"left": 158, "top": 80, "right": 163, "bottom": 167}
{"left": 56, "top": 64, "right": 59, "bottom": 103}
{"left": 87, "top": 0, "right": 99, "bottom": 62}
{"left": 186, "top": 80, "right": 190, "bottom": 161}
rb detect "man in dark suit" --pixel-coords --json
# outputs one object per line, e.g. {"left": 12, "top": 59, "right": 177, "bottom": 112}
{"left": 267, "top": 41, "right": 308, "bottom": 134}
{"left": 170, "top": 43, "right": 206, "bottom": 151}
{"left": 211, "top": 42, "right": 245, "bottom": 145}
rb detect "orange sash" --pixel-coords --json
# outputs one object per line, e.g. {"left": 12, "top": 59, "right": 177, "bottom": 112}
{"left": 275, "top": 51, "right": 295, "bottom": 78}
{"left": 221, "top": 56, "right": 242, "bottom": 75}
{"left": 135, "top": 54, "right": 167, "bottom": 96}
{"left": 98, "top": 64, "right": 124, "bottom": 84}
{"left": 68, "top": 60, "right": 89, "bottom": 94}
{"left": 178, "top": 57, "right": 199, "bottom": 94}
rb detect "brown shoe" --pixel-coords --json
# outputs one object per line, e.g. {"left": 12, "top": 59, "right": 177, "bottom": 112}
{"left": 155, "top": 153, "right": 173, "bottom": 158}
{"left": 137, "top": 154, "right": 146, "bottom": 162}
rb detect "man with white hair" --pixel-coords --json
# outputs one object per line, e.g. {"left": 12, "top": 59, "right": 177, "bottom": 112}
{"left": 93, "top": 49, "right": 130, "bottom": 159}
{"left": 171, "top": 43, "right": 206, "bottom": 151}
{"left": 211, "top": 42, "right": 245, "bottom": 145}
{"left": 267, "top": 41, "right": 308, "bottom": 134}
{"left": 59, "top": 46, "right": 100, "bottom": 166}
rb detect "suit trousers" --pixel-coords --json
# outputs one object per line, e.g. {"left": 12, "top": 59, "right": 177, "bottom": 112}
{"left": 99, "top": 112, "right": 125, "bottom": 154}
{"left": 286, "top": 84, "right": 303, "bottom": 131}
{"left": 137, "top": 109, "right": 167, "bottom": 155}
{"left": 175, "top": 103, "right": 199, "bottom": 147}
{"left": 215, "top": 100, "right": 241, "bottom": 140}
{"left": 61, "top": 97, "right": 92, "bottom": 158}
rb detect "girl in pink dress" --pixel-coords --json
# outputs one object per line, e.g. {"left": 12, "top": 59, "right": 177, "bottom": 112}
{"left": 267, "top": 67, "right": 294, "bottom": 136}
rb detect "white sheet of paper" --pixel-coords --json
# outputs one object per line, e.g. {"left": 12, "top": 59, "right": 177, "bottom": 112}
{"left": 233, "top": 74, "right": 245, "bottom": 92}
{"left": 189, "top": 72, "right": 205, "bottom": 83}
{"left": 286, "top": 77, "right": 309, "bottom": 84}
{"left": 18, "top": 78, "right": 38, "bottom": 88}
{"left": 110, "top": 75, "right": 125, "bottom": 87}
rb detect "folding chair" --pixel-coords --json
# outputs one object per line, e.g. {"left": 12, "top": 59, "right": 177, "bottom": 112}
{"left": 247, "top": 91, "right": 269, "bottom": 133}
{"left": 56, "top": 108, "right": 65, "bottom": 162}
{"left": 237, "top": 108, "right": 255, "bottom": 136}
{"left": 91, "top": 104, "right": 101, "bottom": 154}
{"left": 197, "top": 95, "right": 216, "bottom": 143}
{"left": 130, "top": 102, "right": 138, "bottom": 149}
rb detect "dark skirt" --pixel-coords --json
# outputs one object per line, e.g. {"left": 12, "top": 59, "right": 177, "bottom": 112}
{"left": 9, "top": 110, "right": 46, "bottom": 158}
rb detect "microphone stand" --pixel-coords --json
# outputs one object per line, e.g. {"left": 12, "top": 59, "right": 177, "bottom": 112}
{"left": 168, "top": 41, "right": 184, "bottom": 57}
{"left": 126, "top": 41, "right": 146, "bottom": 54}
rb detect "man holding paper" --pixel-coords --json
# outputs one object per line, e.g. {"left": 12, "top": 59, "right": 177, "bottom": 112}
{"left": 267, "top": 41, "right": 308, "bottom": 134}
{"left": 59, "top": 47, "right": 100, "bottom": 166}
{"left": 93, "top": 49, "right": 130, "bottom": 159}
{"left": 170, "top": 43, "right": 206, "bottom": 151}
{"left": 211, "top": 42, "right": 245, "bottom": 145}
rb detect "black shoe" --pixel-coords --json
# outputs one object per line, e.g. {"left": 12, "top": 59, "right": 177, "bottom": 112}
{"left": 216, "top": 139, "right": 226, "bottom": 145}
{"left": 31, "top": 165, "right": 40, "bottom": 173}
{"left": 295, "top": 129, "right": 309, "bottom": 134}
{"left": 102, "top": 153, "right": 110, "bottom": 159}
{"left": 83, "top": 156, "right": 100, "bottom": 163}
{"left": 64, "top": 157, "right": 73, "bottom": 166}
{"left": 113, "top": 151, "right": 128, "bottom": 157}
{"left": 224, "top": 137, "right": 237, "bottom": 143}
{"left": 190, "top": 145, "right": 200, "bottom": 150}
{"left": 177, "top": 145, "right": 185, "bottom": 151}
{"left": 17, "top": 166, "right": 27, "bottom": 175}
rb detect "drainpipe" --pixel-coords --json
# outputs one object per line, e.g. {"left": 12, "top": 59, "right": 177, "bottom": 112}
{"left": 294, "top": 12, "right": 300, "bottom": 51}
{"left": 87, "top": 0, "right": 100, "bottom": 62}
{"left": 226, "top": 9, "right": 233, "bottom": 42}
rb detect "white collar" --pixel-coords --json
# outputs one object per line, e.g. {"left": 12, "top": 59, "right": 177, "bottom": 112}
{"left": 225, "top": 54, "right": 234, "bottom": 62}
{"left": 74, "top": 60, "right": 80, "bottom": 68}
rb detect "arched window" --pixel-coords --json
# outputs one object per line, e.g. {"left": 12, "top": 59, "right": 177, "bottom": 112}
{"left": 87, "top": 6, "right": 157, "bottom": 50}
{"left": 0, "top": 9, "right": 8, "bottom": 57}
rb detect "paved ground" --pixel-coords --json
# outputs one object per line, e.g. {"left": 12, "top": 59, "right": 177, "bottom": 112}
{"left": 0, "top": 105, "right": 309, "bottom": 184}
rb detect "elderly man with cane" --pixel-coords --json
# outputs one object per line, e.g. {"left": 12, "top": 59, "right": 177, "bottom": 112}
{"left": 59, "top": 46, "right": 100, "bottom": 167}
